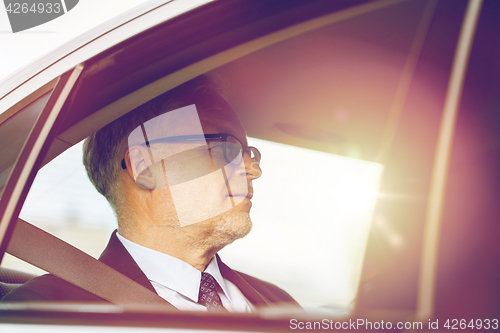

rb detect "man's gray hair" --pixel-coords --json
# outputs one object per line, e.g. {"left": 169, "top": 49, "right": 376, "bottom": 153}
{"left": 83, "top": 75, "right": 226, "bottom": 212}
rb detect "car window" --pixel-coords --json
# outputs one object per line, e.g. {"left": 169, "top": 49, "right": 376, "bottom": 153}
{"left": 3, "top": 134, "right": 382, "bottom": 313}
{"left": 1, "top": 141, "right": 116, "bottom": 275}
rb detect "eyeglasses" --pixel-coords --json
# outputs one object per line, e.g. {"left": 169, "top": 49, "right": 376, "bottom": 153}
{"left": 121, "top": 133, "right": 260, "bottom": 169}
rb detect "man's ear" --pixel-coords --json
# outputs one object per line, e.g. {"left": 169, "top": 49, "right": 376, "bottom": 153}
{"left": 124, "top": 145, "right": 156, "bottom": 189}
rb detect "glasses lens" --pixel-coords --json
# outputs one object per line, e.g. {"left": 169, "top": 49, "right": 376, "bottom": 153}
{"left": 225, "top": 135, "right": 243, "bottom": 165}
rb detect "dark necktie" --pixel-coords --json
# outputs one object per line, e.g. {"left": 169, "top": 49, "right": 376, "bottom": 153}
{"left": 198, "top": 272, "right": 227, "bottom": 311}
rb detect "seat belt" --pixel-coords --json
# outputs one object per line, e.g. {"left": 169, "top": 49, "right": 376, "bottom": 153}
{"left": 6, "top": 218, "right": 173, "bottom": 308}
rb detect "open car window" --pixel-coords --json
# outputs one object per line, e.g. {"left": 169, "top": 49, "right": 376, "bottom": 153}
{"left": 4, "top": 134, "right": 382, "bottom": 314}
{"left": 1, "top": 141, "right": 116, "bottom": 275}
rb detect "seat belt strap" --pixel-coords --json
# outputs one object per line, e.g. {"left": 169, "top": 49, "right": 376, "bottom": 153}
{"left": 6, "top": 218, "right": 173, "bottom": 308}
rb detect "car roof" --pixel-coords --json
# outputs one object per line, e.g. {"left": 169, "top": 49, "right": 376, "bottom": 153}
{"left": 0, "top": 0, "right": 212, "bottom": 114}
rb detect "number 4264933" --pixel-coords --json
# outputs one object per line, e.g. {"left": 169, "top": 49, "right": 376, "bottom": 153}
{"left": 443, "top": 319, "right": 498, "bottom": 330}
{"left": 5, "top": 2, "right": 62, "bottom": 14}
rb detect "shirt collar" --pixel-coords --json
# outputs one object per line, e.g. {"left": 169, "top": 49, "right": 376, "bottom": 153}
{"left": 116, "top": 233, "right": 232, "bottom": 304}
{"left": 205, "top": 255, "right": 233, "bottom": 304}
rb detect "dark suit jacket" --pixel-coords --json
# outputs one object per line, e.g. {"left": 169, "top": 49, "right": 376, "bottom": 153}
{"left": 2, "top": 231, "right": 298, "bottom": 309}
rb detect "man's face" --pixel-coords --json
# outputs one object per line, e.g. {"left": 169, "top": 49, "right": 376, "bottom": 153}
{"left": 126, "top": 92, "right": 261, "bottom": 238}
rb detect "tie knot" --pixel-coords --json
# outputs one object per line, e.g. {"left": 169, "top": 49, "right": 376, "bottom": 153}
{"left": 201, "top": 272, "right": 215, "bottom": 284}
{"left": 199, "top": 272, "right": 217, "bottom": 295}
{"left": 198, "top": 272, "right": 227, "bottom": 311}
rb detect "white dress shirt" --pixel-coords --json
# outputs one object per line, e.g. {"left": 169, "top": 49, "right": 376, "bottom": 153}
{"left": 116, "top": 233, "right": 254, "bottom": 312}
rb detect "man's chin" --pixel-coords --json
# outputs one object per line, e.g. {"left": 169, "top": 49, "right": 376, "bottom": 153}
{"left": 217, "top": 210, "right": 252, "bottom": 241}
{"left": 179, "top": 207, "right": 252, "bottom": 250}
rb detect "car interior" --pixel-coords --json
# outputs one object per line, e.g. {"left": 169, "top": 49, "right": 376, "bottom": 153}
{"left": 0, "top": 0, "right": 499, "bottom": 328}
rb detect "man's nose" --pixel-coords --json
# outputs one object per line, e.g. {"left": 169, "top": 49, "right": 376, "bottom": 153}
{"left": 243, "top": 153, "right": 262, "bottom": 180}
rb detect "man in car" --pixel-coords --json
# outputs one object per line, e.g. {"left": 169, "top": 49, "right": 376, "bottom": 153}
{"left": 2, "top": 75, "right": 298, "bottom": 312}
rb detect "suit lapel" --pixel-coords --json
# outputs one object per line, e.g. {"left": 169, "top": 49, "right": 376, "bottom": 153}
{"left": 98, "top": 230, "right": 158, "bottom": 295}
{"left": 216, "top": 254, "right": 273, "bottom": 308}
